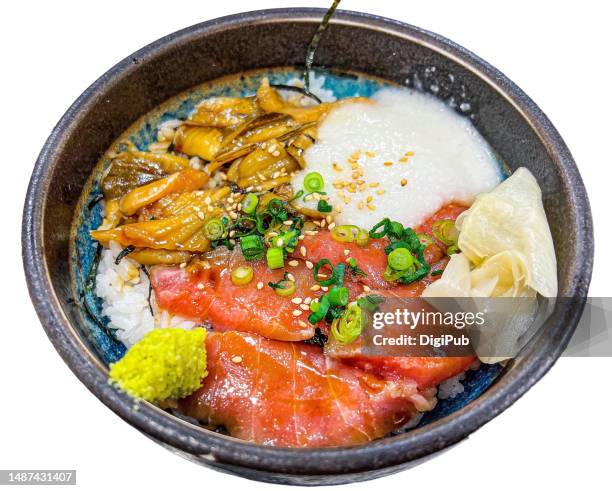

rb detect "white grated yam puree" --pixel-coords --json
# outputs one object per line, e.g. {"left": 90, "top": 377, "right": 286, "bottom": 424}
{"left": 95, "top": 242, "right": 195, "bottom": 347}
{"left": 292, "top": 88, "right": 502, "bottom": 230}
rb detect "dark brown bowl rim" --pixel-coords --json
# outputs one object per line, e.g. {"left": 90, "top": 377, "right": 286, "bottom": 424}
{"left": 22, "top": 7, "right": 593, "bottom": 479}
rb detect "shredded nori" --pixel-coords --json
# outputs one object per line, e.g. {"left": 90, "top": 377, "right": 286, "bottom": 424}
{"left": 140, "top": 265, "right": 154, "bottom": 316}
{"left": 87, "top": 193, "right": 104, "bottom": 210}
{"left": 270, "top": 83, "right": 322, "bottom": 104}
{"left": 303, "top": 0, "right": 342, "bottom": 97}
{"left": 304, "top": 328, "right": 328, "bottom": 347}
{"left": 115, "top": 245, "right": 136, "bottom": 265}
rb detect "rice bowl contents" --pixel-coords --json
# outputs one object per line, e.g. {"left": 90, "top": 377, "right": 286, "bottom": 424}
{"left": 75, "top": 71, "right": 557, "bottom": 448}
{"left": 293, "top": 88, "right": 502, "bottom": 229}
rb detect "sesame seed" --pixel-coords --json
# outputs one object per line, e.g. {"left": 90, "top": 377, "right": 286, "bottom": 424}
{"left": 179, "top": 262, "right": 187, "bottom": 269}
{"left": 328, "top": 222, "right": 336, "bottom": 230}
{"left": 384, "top": 161, "right": 393, "bottom": 167}
{"left": 197, "top": 283, "right": 204, "bottom": 290}
{"left": 376, "top": 190, "right": 386, "bottom": 195}
{"left": 276, "top": 238, "right": 284, "bottom": 247}
{"left": 283, "top": 220, "right": 293, "bottom": 226}
{"left": 287, "top": 273, "right": 296, "bottom": 282}
{"left": 231, "top": 355, "right": 243, "bottom": 363}
{"left": 358, "top": 202, "right": 365, "bottom": 210}
{"left": 401, "top": 178, "right": 408, "bottom": 187}
{"left": 300, "top": 304, "right": 309, "bottom": 310}
{"left": 257, "top": 281, "right": 264, "bottom": 290}
{"left": 365, "top": 151, "right": 376, "bottom": 158}
{"left": 288, "top": 260, "right": 299, "bottom": 267}
{"left": 298, "top": 320, "right": 308, "bottom": 328}
{"left": 304, "top": 230, "right": 317, "bottom": 236}
{"left": 310, "top": 284, "right": 321, "bottom": 291}
{"left": 305, "top": 261, "right": 314, "bottom": 269}
{"left": 229, "top": 211, "right": 238, "bottom": 220}
{"left": 369, "top": 182, "right": 380, "bottom": 188}
{"left": 343, "top": 249, "right": 350, "bottom": 256}
{"left": 321, "top": 286, "right": 329, "bottom": 292}
{"left": 300, "top": 246, "right": 307, "bottom": 256}
{"left": 291, "top": 297, "right": 303, "bottom": 304}
{"left": 207, "top": 205, "right": 214, "bottom": 212}
{"left": 204, "top": 196, "right": 212, "bottom": 205}
{"left": 292, "top": 309, "right": 302, "bottom": 316}
{"left": 325, "top": 215, "right": 332, "bottom": 224}
{"left": 197, "top": 211, "right": 205, "bottom": 220}
{"left": 272, "top": 150, "right": 281, "bottom": 157}
{"left": 367, "top": 203, "right": 376, "bottom": 211}
{"left": 366, "top": 195, "right": 373, "bottom": 203}
{"left": 363, "top": 285, "right": 371, "bottom": 292}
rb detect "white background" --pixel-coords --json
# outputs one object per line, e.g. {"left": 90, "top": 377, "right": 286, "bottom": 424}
{"left": 1, "top": 1, "right": 610, "bottom": 489}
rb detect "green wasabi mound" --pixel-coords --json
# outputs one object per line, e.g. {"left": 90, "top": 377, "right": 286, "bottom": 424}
{"left": 109, "top": 328, "right": 208, "bottom": 403}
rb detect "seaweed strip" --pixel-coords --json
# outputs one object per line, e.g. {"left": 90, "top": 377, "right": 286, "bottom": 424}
{"left": 140, "top": 265, "right": 154, "bottom": 316}
{"left": 303, "top": 328, "right": 328, "bottom": 347}
{"left": 115, "top": 245, "right": 135, "bottom": 265}
{"left": 271, "top": 83, "right": 322, "bottom": 104}
{"left": 87, "top": 193, "right": 104, "bottom": 210}
{"left": 303, "top": 0, "right": 341, "bottom": 95}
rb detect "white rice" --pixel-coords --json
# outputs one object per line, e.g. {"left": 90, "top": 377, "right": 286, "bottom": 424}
{"left": 437, "top": 372, "right": 466, "bottom": 400}
{"left": 95, "top": 242, "right": 196, "bottom": 347}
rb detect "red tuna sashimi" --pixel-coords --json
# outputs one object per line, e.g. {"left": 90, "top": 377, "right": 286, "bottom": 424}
{"left": 178, "top": 331, "right": 434, "bottom": 447}
{"left": 339, "top": 356, "right": 476, "bottom": 389}
{"left": 151, "top": 249, "right": 366, "bottom": 342}
{"left": 294, "top": 204, "right": 466, "bottom": 289}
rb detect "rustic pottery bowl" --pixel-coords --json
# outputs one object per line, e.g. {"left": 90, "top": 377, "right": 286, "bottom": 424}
{"left": 23, "top": 8, "right": 593, "bottom": 486}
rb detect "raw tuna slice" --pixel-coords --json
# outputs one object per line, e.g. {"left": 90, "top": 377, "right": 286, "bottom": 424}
{"left": 151, "top": 248, "right": 364, "bottom": 342}
{"left": 294, "top": 204, "right": 466, "bottom": 289}
{"left": 178, "top": 331, "right": 434, "bottom": 447}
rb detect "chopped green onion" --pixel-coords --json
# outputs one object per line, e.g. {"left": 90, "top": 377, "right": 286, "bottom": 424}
{"left": 369, "top": 218, "right": 390, "bottom": 239}
{"left": 330, "top": 303, "right": 364, "bottom": 345}
{"left": 355, "top": 229, "right": 370, "bottom": 246}
{"left": 432, "top": 219, "right": 459, "bottom": 246}
{"left": 357, "top": 295, "right": 385, "bottom": 312}
{"left": 446, "top": 244, "right": 460, "bottom": 255}
{"left": 388, "top": 248, "right": 415, "bottom": 271}
{"left": 417, "top": 233, "right": 433, "bottom": 247}
{"left": 327, "top": 286, "right": 349, "bottom": 306}
{"left": 266, "top": 247, "right": 284, "bottom": 269}
{"left": 347, "top": 257, "right": 366, "bottom": 277}
{"left": 383, "top": 265, "right": 410, "bottom": 282}
{"left": 308, "top": 295, "right": 330, "bottom": 324}
{"left": 268, "top": 275, "right": 296, "bottom": 296}
{"left": 231, "top": 266, "right": 254, "bottom": 286}
{"left": 386, "top": 220, "right": 404, "bottom": 240}
{"left": 203, "top": 218, "right": 225, "bottom": 240}
{"left": 304, "top": 172, "right": 324, "bottom": 192}
{"left": 331, "top": 224, "right": 360, "bottom": 243}
{"left": 313, "top": 259, "right": 334, "bottom": 285}
{"left": 317, "top": 199, "right": 332, "bottom": 213}
{"left": 240, "top": 235, "right": 264, "bottom": 261}
{"left": 432, "top": 269, "right": 444, "bottom": 276}
{"left": 276, "top": 229, "right": 299, "bottom": 251}
{"left": 242, "top": 193, "right": 259, "bottom": 214}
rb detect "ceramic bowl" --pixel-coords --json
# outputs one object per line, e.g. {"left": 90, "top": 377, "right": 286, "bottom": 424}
{"left": 23, "top": 8, "right": 593, "bottom": 485}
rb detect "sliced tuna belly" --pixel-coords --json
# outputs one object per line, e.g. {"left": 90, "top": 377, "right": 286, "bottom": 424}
{"left": 178, "top": 331, "right": 433, "bottom": 447}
